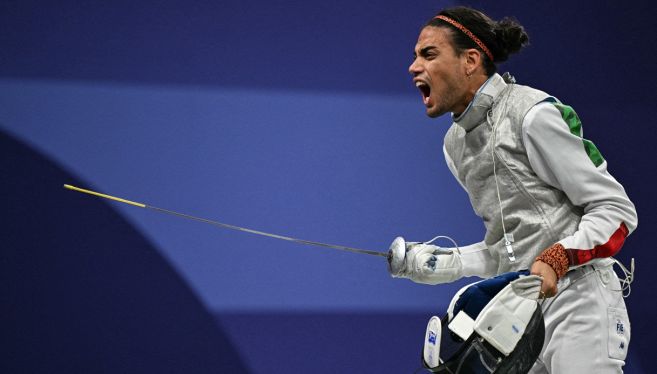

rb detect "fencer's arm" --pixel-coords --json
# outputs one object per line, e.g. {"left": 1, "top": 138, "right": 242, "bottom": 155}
{"left": 459, "top": 241, "right": 497, "bottom": 278}
{"left": 523, "top": 101, "right": 638, "bottom": 274}
{"left": 387, "top": 238, "right": 496, "bottom": 284}
{"left": 387, "top": 147, "right": 498, "bottom": 284}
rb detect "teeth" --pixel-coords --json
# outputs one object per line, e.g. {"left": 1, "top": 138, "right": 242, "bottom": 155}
{"left": 416, "top": 81, "right": 430, "bottom": 106}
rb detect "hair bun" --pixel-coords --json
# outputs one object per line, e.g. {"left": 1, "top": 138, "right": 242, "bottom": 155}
{"left": 493, "top": 17, "right": 529, "bottom": 62}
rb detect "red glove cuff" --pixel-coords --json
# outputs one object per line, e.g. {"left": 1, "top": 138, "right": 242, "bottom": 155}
{"left": 535, "top": 243, "right": 570, "bottom": 279}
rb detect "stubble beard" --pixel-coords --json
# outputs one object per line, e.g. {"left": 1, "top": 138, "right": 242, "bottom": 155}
{"left": 426, "top": 88, "right": 457, "bottom": 118}
{"left": 429, "top": 74, "right": 470, "bottom": 118}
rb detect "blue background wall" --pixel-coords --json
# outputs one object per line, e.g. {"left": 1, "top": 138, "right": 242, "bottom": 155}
{"left": 2, "top": 1, "right": 655, "bottom": 372}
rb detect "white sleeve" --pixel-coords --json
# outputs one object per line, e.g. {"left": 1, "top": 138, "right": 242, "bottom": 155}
{"left": 459, "top": 242, "right": 497, "bottom": 278}
{"left": 522, "top": 102, "right": 638, "bottom": 265}
{"left": 443, "top": 145, "right": 498, "bottom": 278}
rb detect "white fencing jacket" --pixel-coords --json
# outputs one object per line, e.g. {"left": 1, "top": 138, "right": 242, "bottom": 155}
{"left": 443, "top": 74, "right": 637, "bottom": 277}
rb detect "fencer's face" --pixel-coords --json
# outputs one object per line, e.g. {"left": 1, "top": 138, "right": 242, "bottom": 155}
{"left": 409, "top": 26, "right": 470, "bottom": 117}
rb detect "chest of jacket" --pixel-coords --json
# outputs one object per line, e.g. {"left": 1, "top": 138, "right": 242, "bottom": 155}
{"left": 444, "top": 85, "right": 582, "bottom": 273}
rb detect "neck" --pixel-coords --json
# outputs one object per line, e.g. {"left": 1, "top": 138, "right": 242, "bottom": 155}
{"left": 454, "top": 74, "right": 489, "bottom": 116}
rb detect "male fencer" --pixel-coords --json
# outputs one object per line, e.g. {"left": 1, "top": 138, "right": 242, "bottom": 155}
{"left": 389, "top": 6, "right": 637, "bottom": 373}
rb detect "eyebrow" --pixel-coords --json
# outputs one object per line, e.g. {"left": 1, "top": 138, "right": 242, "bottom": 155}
{"left": 414, "top": 45, "right": 438, "bottom": 58}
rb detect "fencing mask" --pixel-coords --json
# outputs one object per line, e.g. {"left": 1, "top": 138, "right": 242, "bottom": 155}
{"left": 422, "top": 271, "right": 545, "bottom": 373}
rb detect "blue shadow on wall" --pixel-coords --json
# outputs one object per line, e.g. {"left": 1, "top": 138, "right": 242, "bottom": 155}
{"left": 0, "top": 130, "right": 248, "bottom": 373}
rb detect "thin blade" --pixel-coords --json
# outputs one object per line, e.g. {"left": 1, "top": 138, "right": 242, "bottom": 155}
{"left": 147, "top": 206, "right": 387, "bottom": 258}
{"left": 64, "top": 184, "right": 387, "bottom": 258}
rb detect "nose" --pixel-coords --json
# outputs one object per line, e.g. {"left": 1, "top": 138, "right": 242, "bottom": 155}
{"left": 408, "top": 58, "right": 422, "bottom": 76}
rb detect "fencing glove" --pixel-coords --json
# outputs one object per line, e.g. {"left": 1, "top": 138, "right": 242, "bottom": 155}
{"left": 388, "top": 236, "right": 463, "bottom": 284}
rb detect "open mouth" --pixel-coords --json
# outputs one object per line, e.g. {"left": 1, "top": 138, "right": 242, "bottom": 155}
{"left": 416, "top": 81, "right": 431, "bottom": 105}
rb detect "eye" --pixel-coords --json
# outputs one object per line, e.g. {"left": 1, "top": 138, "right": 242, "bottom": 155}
{"left": 419, "top": 48, "right": 438, "bottom": 61}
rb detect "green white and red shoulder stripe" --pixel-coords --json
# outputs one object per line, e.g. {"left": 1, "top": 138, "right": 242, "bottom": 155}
{"left": 523, "top": 102, "right": 637, "bottom": 267}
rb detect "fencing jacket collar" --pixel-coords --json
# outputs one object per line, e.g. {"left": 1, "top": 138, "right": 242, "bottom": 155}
{"left": 453, "top": 73, "right": 506, "bottom": 132}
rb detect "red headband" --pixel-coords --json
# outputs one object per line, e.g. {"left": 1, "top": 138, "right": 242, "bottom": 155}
{"left": 434, "top": 15, "right": 494, "bottom": 62}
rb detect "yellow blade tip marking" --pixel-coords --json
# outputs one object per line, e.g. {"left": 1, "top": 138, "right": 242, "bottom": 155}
{"left": 63, "top": 184, "right": 146, "bottom": 208}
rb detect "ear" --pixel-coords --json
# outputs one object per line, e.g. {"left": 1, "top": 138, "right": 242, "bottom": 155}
{"left": 463, "top": 48, "right": 483, "bottom": 76}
